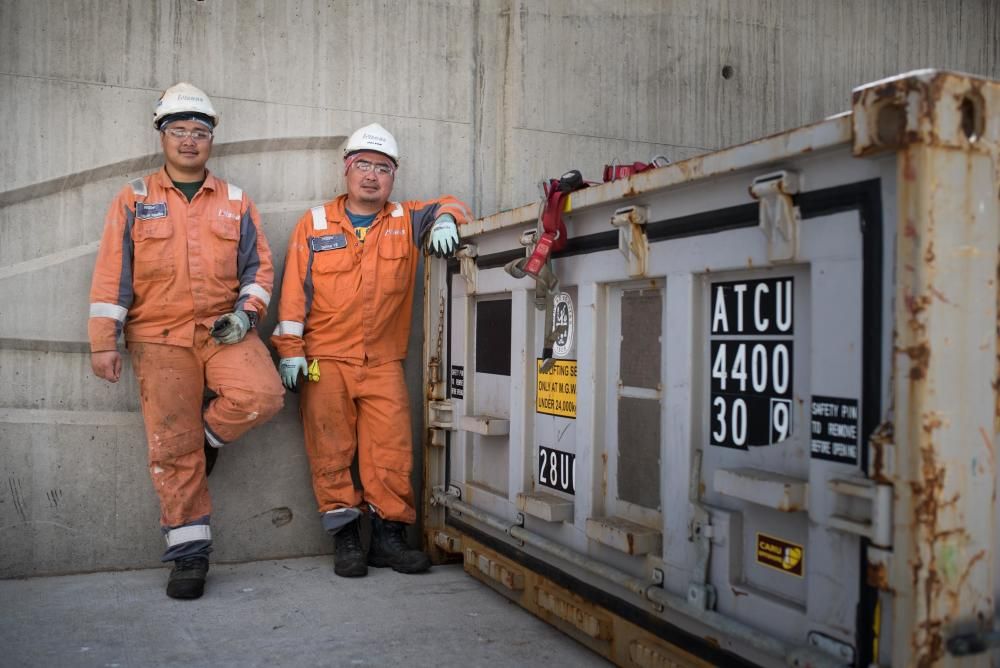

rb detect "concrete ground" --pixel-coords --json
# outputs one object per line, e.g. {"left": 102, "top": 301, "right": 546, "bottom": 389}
{"left": 0, "top": 556, "right": 609, "bottom": 668}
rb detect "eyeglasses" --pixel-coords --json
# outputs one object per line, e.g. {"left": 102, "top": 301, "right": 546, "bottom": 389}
{"left": 162, "top": 127, "right": 213, "bottom": 141}
{"left": 352, "top": 159, "right": 395, "bottom": 176}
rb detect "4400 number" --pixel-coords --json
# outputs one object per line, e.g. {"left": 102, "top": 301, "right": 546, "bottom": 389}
{"left": 710, "top": 340, "right": 793, "bottom": 449}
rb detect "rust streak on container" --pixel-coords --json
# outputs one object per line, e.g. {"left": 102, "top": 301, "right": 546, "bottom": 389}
{"left": 867, "top": 560, "right": 892, "bottom": 592}
{"left": 950, "top": 549, "right": 987, "bottom": 614}
{"left": 927, "top": 285, "right": 951, "bottom": 305}
{"left": 869, "top": 420, "right": 894, "bottom": 483}
{"left": 979, "top": 428, "right": 996, "bottom": 497}
{"left": 601, "top": 452, "right": 608, "bottom": 499}
{"left": 923, "top": 240, "right": 935, "bottom": 265}
{"left": 898, "top": 342, "right": 931, "bottom": 380}
{"left": 909, "top": 435, "right": 948, "bottom": 667}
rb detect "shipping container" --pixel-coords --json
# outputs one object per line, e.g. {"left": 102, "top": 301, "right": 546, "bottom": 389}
{"left": 421, "top": 70, "right": 1000, "bottom": 667}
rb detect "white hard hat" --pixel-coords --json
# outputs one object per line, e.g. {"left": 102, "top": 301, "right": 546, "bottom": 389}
{"left": 153, "top": 82, "right": 220, "bottom": 129}
{"left": 344, "top": 123, "right": 399, "bottom": 163}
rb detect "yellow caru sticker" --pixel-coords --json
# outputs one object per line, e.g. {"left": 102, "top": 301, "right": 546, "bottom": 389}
{"left": 755, "top": 532, "right": 804, "bottom": 577}
{"left": 536, "top": 359, "right": 577, "bottom": 418}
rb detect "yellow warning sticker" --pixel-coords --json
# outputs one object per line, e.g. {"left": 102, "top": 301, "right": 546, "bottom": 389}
{"left": 536, "top": 359, "right": 577, "bottom": 418}
{"left": 755, "top": 532, "right": 804, "bottom": 577}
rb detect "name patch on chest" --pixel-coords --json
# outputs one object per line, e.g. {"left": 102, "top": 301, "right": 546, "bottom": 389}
{"left": 136, "top": 202, "right": 168, "bottom": 220}
{"left": 310, "top": 233, "right": 348, "bottom": 252}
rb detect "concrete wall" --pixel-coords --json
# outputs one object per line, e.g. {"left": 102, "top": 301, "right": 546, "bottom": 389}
{"left": 1, "top": 0, "right": 997, "bottom": 577}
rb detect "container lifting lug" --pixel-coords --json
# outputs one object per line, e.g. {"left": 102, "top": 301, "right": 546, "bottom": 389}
{"left": 454, "top": 243, "right": 478, "bottom": 293}
{"left": 610, "top": 205, "right": 649, "bottom": 277}
{"left": 749, "top": 170, "right": 800, "bottom": 263}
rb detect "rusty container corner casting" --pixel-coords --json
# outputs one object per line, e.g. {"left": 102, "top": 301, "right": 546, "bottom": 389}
{"left": 422, "top": 70, "right": 1000, "bottom": 668}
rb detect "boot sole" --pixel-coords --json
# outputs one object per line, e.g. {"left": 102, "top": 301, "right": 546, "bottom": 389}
{"left": 368, "top": 555, "right": 431, "bottom": 574}
{"left": 166, "top": 582, "right": 205, "bottom": 599}
{"left": 334, "top": 564, "right": 368, "bottom": 578}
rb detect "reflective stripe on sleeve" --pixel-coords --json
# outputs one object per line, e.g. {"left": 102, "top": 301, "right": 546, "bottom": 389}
{"left": 165, "top": 524, "right": 212, "bottom": 547}
{"left": 310, "top": 206, "right": 327, "bottom": 230}
{"left": 89, "top": 302, "right": 128, "bottom": 322}
{"left": 227, "top": 183, "right": 243, "bottom": 201}
{"left": 272, "top": 320, "right": 304, "bottom": 337}
{"left": 437, "top": 201, "right": 473, "bottom": 222}
{"left": 239, "top": 283, "right": 271, "bottom": 306}
{"left": 128, "top": 177, "right": 147, "bottom": 198}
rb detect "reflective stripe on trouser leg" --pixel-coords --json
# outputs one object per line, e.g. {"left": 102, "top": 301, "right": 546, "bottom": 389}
{"left": 321, "top": 507, "right": 362, "bottom": 535}
{"left": 301, "top": 359, "right": 364, "bottom": 513}
{"left": 354, "top": 360, "right": 416, "bottom": 524}
{"left": 129, "top": 341, "right": 212, "bottom": 530}
{"left": 162, "top": 517, "right": 212, "bottom": 562}
{"left": 201, "top": 330, "right": 284, "bottom": 444}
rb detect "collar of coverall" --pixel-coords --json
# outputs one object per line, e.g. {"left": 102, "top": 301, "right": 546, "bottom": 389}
{"left": 153, "top": 166, "right": 220, "bottom": 192}
{"left": 331, "top": 193, "right": 399, "bottom": 221}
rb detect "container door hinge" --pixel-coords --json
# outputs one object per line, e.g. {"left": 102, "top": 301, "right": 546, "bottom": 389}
{"left": 428, "top": 400, "right": 454, "bottom": 447}
{"left": 648, "top": 568, "right": 665, "bottom": 612}
{"left": 749, "top": 171, "right": 800, "bottom": 263}
{"left": 610, "top": 205, "right": 650, "bottom": 277}
{"left": 455, "top": 243, "right": 478, "bottom": 293}
{"left": 826, "top": 477, "right": 893, "bottom": 548}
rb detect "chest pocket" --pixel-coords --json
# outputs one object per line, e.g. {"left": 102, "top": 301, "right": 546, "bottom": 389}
{"left": 210, "top": 218, "right": 241, "bottom": 278}
{"left": 132, "top": 219, "right": 175, "bottom": 281}
{"left": 376, "top": 230, "right": 412, "bottom": 295}
{"left": 312, "top": 250, "right": 355, "bottom": 278}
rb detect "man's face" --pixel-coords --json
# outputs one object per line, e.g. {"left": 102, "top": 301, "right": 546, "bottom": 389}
{"left": 160, "top": 120, "right": 213, "bottom": 176}
{"left": 345, "top": 150, "right": 395, "bottom": 209}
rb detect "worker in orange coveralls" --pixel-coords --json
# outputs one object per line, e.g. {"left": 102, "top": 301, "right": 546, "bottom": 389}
{"left": 88, "top": 83, "right": 284, "bottom": 599}
{"left": 272, "top": 123, "right": 469, "bottom": 578}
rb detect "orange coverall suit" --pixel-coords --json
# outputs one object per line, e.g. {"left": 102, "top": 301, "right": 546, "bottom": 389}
{"left": 272, "top": 194, "right": 469, "bottom": 530}
{"left": 88, "top": 169, "right": 284, "bottom": 560}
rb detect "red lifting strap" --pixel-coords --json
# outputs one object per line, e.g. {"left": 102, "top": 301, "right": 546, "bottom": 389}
{"left": 541, "top": 179, "right": 570, "bottom": 252}
{"left": 521, "top": 171, "right": 589, "bottom": 278}
{"left": 522, "top": 178, "right": 575, "bottom": 277}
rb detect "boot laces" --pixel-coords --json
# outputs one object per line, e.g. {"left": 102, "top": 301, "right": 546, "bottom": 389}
{"left": 337, "top": 522, "right": 362, "bottom": 552}
{"left": 175, "top": 556, "right": 207, "bottom": 571}
{"left": 382, "top": 520, "right": 410, "bottom": 552}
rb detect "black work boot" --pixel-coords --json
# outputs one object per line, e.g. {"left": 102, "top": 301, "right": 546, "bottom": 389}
{"left": 333, "top": 519, "right": 367, "bottom": 578}
{"left": 166, "top": 556, "right": 209, "bottom": 599}
{"left": 368, "top": 514, "right": 431, "bottom": 574}
{"left": 203, "top": 438, "right": 218, "bottom": 477}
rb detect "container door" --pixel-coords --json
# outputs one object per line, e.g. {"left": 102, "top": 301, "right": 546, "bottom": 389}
{"left": 700, "top": 208, "right": 867, "bottom": 663}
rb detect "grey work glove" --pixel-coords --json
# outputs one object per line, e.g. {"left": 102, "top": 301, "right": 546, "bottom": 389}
{"left": 426, "top": 214, "right": 459, "bottom": 258}
{"left": 279, "top": 357, "right": 308, "bottom": 390}
{"left": 211, "top": 311, "right": 251, "bottom": 344}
